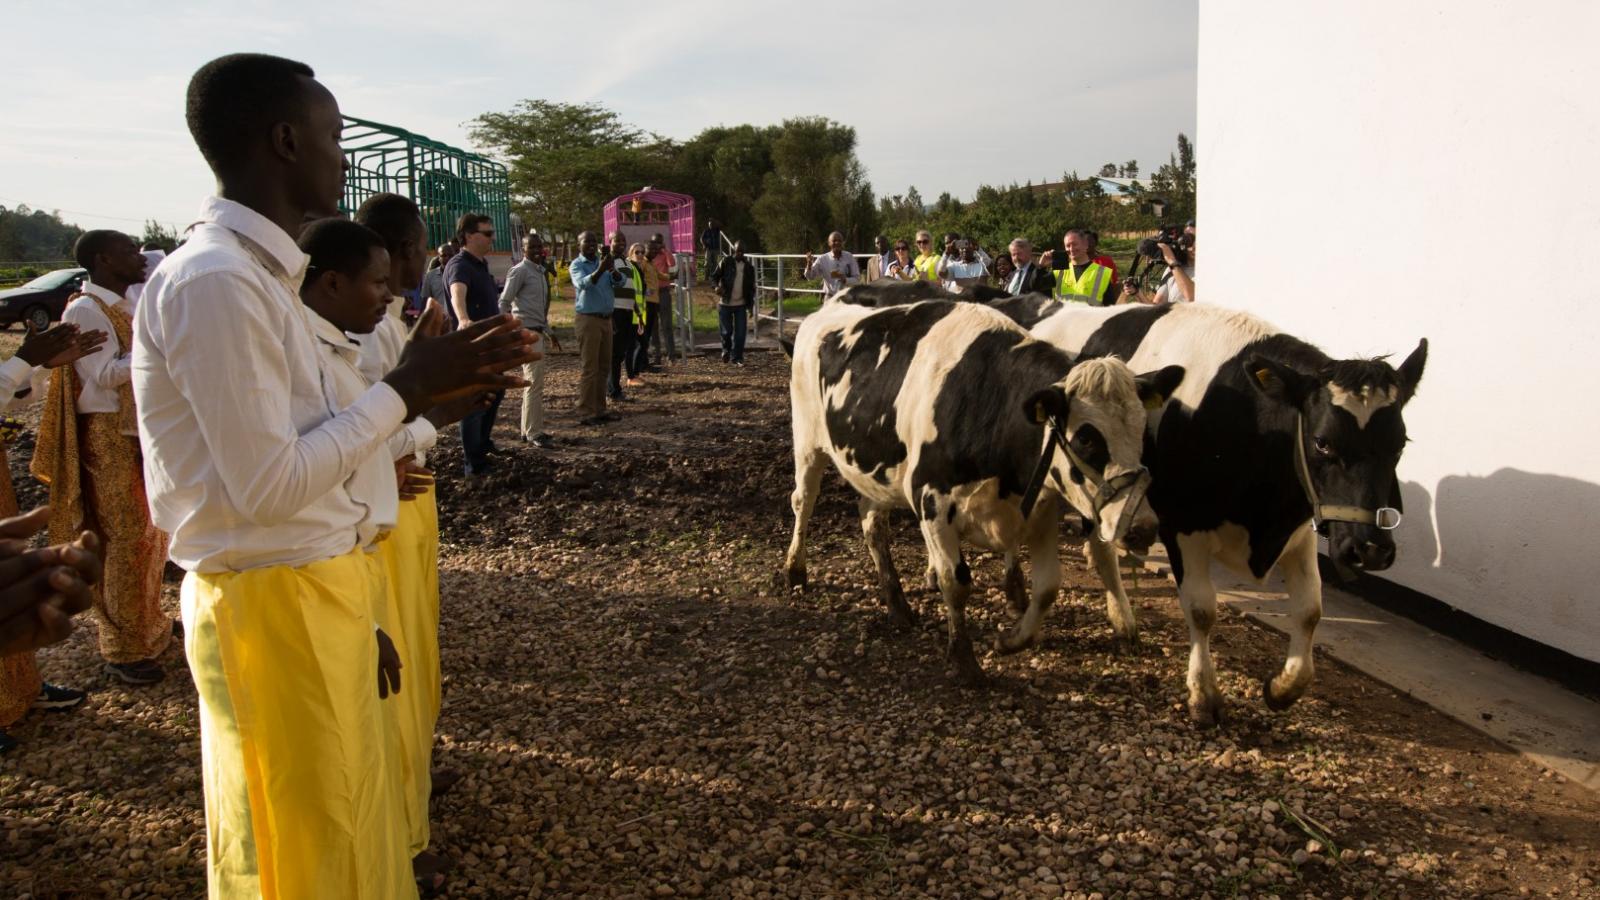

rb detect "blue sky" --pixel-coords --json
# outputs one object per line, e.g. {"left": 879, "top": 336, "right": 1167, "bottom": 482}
{"left": 1, "top": 0, "right": 1196, "bottom": 236}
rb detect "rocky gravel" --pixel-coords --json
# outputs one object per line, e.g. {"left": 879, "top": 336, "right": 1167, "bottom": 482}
{"left": 2, "top": 339, "right": 1597, "bottom": 899}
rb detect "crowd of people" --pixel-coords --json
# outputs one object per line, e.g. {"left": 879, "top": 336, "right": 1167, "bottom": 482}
{"left": 860, "top": 224, "right": 1197, "bottom": 305}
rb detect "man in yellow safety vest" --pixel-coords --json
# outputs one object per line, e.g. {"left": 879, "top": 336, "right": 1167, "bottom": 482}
{"left": 1043, "top": 228, "right": 1117, "bottom": 305}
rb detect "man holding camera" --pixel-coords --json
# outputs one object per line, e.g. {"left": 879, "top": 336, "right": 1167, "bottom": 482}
{"left": 571, "top": 230, "right": 622, "bottom": 424}
{"left": 1124, "top": 224, "right": 1195, "bottom": 304}
{"left": 1043, "top": 228, "right": 1117, "bottom": 305}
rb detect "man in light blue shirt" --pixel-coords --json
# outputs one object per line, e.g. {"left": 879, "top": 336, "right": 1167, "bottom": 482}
{"left": 569, "top": 230, "right": 622, "bottom": 424}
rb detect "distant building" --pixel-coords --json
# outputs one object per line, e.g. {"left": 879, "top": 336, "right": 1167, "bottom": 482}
{"left": 1028, "top": 176, "right": 1141, "bottom": 204}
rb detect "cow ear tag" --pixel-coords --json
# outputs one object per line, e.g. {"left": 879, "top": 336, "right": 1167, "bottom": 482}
{"left": 1253, "top": 367, "right": 1276, "bottom": 390}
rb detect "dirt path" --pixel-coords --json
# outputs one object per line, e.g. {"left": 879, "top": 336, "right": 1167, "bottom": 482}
{"left": 2, "top": 345, "right": 1596, "bottom": 899}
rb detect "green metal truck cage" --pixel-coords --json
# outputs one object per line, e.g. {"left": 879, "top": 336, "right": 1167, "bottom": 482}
{"left": 339, "top": 115, "right": 512, "bottom": 253}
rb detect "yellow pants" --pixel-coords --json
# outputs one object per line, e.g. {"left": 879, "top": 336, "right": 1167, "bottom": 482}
{"left": 377, "top": 487, "right": 442, "bottom": 855}
{"left": 183, "top": 550, "right": 415, "bottom": 900}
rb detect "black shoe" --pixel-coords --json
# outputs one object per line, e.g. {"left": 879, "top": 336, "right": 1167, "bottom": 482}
{"left": 578, "top": 416, "right": 606, "bottom": 426}
{"left": 598, "top": 413, "right": 620, "bottom": 423}
{"left": 529, "top": 433, "right": 554, "bottom": 449}
{"left": 33, "top": 683, "right": 87, "bottom": 710}
{"left": 721, "top": 353, "right": 731, "bottom": 363}
{"left": 106, "top": 660, "right": 166, "bottom": 686}
{"left": 0, "top": 728, "right": 16, "bottom": 754}
{"left": 733, "top": 360, "right": 745, "bottom": 367}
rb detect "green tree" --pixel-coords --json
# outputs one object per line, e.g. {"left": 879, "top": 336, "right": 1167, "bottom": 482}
{"left": 468, "top": 100, "right": 676, "bottom": 240}
{"left": 0, "top": 204, "right": 83, "bottom": 262}
{"left": 140, "top": 220, "right": 180, "bottom": 253}
{"left": 672, "top": 124, "right": 775, "bottom": 249}
{"left": 750, "top": 117, "right": 876, "bottom": 251}
{"left": 1098, "top": 163, "right": 1119, "bottom": 178}
{"left": 1147, "top": 132, "right": 1196, "bottom": 223}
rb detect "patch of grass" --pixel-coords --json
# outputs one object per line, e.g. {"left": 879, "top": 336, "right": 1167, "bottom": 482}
{"left": 1277, "top": 797, "right": 1342, "bottom": 863}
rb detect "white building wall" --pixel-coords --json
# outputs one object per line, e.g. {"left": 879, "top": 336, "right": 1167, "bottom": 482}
{"left": 1198, "top": 0, "right": 1600, "bottom": 662}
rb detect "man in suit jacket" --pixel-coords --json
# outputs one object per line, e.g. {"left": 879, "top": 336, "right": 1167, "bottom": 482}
{"left": 1002, "top": 237, "right": 1054, "bottom": 295}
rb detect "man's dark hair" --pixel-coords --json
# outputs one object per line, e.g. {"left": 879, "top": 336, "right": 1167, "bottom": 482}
{"left": 455, "top": 212, "right": 492, "bottom": 242}
{"left": 298, "top": 217, "right": 386, "bottom": 283}
{"left": 354, "top": 192, "right": 424, "bottom": 254}
{"left": 186, "top": 53, "right": 318, "bottom": 173}
{"left": 74, "top": 230, "right": 125, "bottom": 271}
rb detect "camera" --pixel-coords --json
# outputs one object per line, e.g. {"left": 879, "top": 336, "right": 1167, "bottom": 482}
{"left": 1136, "top": 224, "right": 1192, "bottom": 268}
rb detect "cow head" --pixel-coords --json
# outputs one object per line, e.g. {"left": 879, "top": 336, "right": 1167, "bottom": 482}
{"left": 1245, "top": 339, "right": 1428, "bottom": 577}
{"left": 1024, "top": 359, "right": 1185, "bottom": 547}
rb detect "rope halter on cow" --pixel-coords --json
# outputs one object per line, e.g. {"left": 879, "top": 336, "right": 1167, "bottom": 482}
{"left": 1018, "top": 398, "right": 1151, "bottom": 543}
{"left": 1292, "top": 414, "right": 1402, "bottom": 533}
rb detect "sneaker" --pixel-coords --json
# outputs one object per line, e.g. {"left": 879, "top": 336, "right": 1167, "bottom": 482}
{"left": 33, "top": 683, "right": 87, "bottom": 710}
{"left": 106, "top": 660, "right": 166, "bottom": 686}
{"left": 0, "top": 728, "right": 16, "bottom": 754}
{"left": 529, "top": 433, "right": 555, "bottom": 449}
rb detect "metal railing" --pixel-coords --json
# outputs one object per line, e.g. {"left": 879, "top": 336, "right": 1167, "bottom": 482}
{"left": 739, "top": 252, "right": 872, "bottom": 338}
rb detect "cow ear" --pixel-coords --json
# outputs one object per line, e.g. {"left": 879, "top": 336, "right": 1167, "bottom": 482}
{"left": 1023, "top": 386, "right": 1069, "bottom": 425}
{"left": 1397, "top": 338, "right": 1428, "bottom": 402}
{"left": 1243, "top": 356, "right": 1317, "bottom": 408}
{"left": 1134, "top": 364, "right": 1185, "bottom": 411}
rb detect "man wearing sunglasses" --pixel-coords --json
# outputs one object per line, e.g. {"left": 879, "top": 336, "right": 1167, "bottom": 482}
{"left": 446, "top": 212, "right": 505, "bottom": 476}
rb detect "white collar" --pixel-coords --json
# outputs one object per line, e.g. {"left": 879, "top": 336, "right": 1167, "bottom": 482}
{"left": 305, "top": 306, "right": 364, "bottom": 364}
{"left": 81, "top": 279, "right": 130, "bottom": 309}
{"left": 195, "top": 196, "right": 309, "bottom": 283}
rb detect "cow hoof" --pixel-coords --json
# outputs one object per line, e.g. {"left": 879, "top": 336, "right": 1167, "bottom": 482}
{"left": 993, "top": 628, "right": 1037, "bottom": 656}
{"left": 1188, "top": 695, "right": 1226, "bottom": 728}
{"left": 947, "top": 643, "right": 987, "bottom": 687}
{"left": 1261, "top": 675, "right": 1301, "bottom": 711}
{"left": 1113, "top": 629, "right": 1142, "bottom": 652}
{"left": 783, "top": 566, "right": 808, "bottom": 591}
{"left": 887, "top": 605, "right": 919, "bottom": 632}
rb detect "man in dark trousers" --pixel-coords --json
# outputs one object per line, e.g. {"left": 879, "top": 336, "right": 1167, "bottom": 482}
{"left": 700, "top": 218, "right": 722, "bottom": 281}
{"left": 445, "top": 212, "right": 504, "bottom": 476}
{"left": 711, "top": 241, "right": 757, "bottom": 365}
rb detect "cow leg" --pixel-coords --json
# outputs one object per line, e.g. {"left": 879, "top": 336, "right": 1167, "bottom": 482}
{"left": 996, "top": 514, "right": 1061, "bottom": 654}
{"left": 1001, "top": 551, "right": 1028, "bottom": 614}
{"left": 918, "top": 494, "right": 983, "bottom": 686}
{"left": 1087, "top": 535, "right": 1140, "bottom": 646}
{"left": 859, "top": 498, "right": 917, "bottom": 631}
{"left": 783, "top": 449, "right": 826, "bottom": 590}
{"left": 922, "top": 565, "right": 938, "bottom": 592}
{"left": 1263, "top": 525, "right": 1321, "bottom": 711}
{"left": 1174, "top": 532, "right": 1225, "bottom": 727}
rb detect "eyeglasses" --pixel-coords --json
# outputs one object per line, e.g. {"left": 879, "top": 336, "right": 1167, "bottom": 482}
{"left": 894, "top": 246, "right": 909, "bottom": 252}
{"left": 915, "top": 239, "right": 930, "bottom": 245}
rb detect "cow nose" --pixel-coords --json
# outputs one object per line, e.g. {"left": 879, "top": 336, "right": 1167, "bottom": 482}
{"left": 1360, "top": 540, "right": 1396, "bottom": 571}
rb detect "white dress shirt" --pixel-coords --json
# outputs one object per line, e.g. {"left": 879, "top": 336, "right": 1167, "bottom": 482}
{"left": 352, "top": 296, "right": 436, "bottom": 463}
{"left": 804, "top": 252, "right": 860, "bottom": 299}
{"left": 63, "top": 281, "right": 136, "bottom": 430}
{"left": 133, "top": 197, "right": 409, "bottom": 573}
{"left": 305, "top": 308, "right": 400, "bottom": 543}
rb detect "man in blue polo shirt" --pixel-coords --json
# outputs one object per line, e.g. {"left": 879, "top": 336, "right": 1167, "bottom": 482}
{"left": 569, "top": 230, "right": 621, "bottom": 425}
{"left": 446, "top": 212, "right": 504, "bottom": 475}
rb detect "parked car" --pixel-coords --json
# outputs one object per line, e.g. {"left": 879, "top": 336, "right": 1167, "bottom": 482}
{"left": 0, "top": 267, "right": 86, "bottom": 331}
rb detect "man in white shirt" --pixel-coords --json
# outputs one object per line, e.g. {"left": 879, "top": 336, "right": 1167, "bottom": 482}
{"left": 937, "top": 238, "right": 989, "bottom": 291}
{"left": 134, "top": 53, "right": 537, "bottom": 899}
{"left": 803, "top": 231, "right": 860, "bottom": 300}
{"left": 32, "top": 230, "right": 173, "bottom": 687}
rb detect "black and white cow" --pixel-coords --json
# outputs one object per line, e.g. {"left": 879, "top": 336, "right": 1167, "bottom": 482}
{"left": 785, "top": 299, "right": 1183, "bottom": 683}
{"left": 1031, "top": 303, "right": 1427, "bottom": 725}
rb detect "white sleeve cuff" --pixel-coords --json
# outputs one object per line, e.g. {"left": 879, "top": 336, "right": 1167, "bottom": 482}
{"left": 407, "top": 417, "right": 437, "bottom": 455}
{"left": 353, "top": 380, "right": 409, "bottom": 438}
{"left": 0, "top": 355, "right": 35, "bottom": 396}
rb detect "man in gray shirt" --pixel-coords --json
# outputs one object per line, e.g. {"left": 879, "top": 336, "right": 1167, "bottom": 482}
{"left": 500, "top": 234, "right": 556, "bottom": 447}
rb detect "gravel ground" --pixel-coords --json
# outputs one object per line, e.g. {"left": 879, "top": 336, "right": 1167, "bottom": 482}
{"left": 1, "top": 338, "right": 1597, "bottom": 899}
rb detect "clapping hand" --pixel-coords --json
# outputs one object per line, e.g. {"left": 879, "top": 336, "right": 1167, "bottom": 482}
{"left": 0, "top": 507, "right": 103, "bottom": 657}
